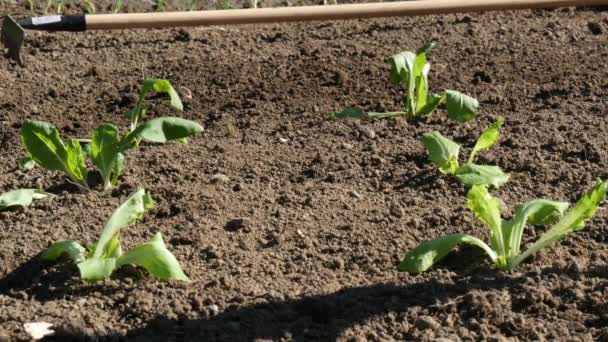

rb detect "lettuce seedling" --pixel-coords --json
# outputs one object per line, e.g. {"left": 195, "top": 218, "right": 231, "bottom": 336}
{"left": 332, "top": 41, "right": 478, "bottom": 122}
{"left": 42, "top": 188, "right": 190, "bottom": 282}
{"left": 423, "top": 117, "right": 509, "bottom": 188}
{"left": 126, "top": 79, "right": 183, "bottom": 132}
{"left": 0, "top": 189, "right": 50, "bottom": 211}
{"left": 399, "top": 180, "right": 607, "bottom": 273}
{"left": 21, "top": 79, "right": 203, "bottom": 190}
{"left": 21, "top": 118, "right": 203, "bottom": 190}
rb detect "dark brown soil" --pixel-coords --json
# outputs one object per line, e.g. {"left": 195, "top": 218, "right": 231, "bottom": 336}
{"left": 1, "top": 2, "right": 608, "bottom": 341}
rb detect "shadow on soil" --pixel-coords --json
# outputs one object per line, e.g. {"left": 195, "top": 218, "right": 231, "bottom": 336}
{"left": 47, "top": 271, "right": 524, "bottom": 341}
{"left": 3, "top": 253, "right": 604, "bottom": 341}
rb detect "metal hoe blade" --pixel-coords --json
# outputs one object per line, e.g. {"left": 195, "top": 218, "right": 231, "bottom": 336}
{"left": 1, "top": 16, "right": 25, "bottom": 66}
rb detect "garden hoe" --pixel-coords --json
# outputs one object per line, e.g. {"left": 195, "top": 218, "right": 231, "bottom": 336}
{"left": 2, "top": 0, "right": 607, "bottom": 66}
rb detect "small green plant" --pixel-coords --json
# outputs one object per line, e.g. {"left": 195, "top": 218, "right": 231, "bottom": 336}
{"left": 42, "top": 0, "right": 95, "bottom": 15}
{"left": 423, "top": 117, "right": 509, "bottom": 188}
{"left": 155, "top": 0, "right": 165, "bottom": 11}
{"left": 112, "top": 0, "right": 123, "bottom": 13}
{"left": 83, "top": 0, "right": 95, "bottom": 13}
{"left": 187, "top": 0, "right": 199, "bottom": 10}
{"left": 126, "top": 79, "right": 184, "bottom": 132}
{"left": 44, "top": 0, "right": 62, "bottom": 14}
{"left": 218, "top": 0, "right": 234, "bottom": 10}
{"left": 0, "top": 189, "right": 50, "bottom": 211}
{"left": 42, "top": 188, "right": 190, "bottom": 282}
{"left": 21, "top": 79, "right": 203, "bottom": 191}
{"left": 399, "top": 180, "right": 607, "bottom": 273}
{"left": 332, "top": 42, "right": 478, "bottom": 122}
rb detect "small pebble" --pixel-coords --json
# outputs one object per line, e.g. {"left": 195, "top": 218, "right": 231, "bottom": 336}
{"left": 206, "top": 304, "right": 219, "bottom": 315}
{"left": 210, "top": 173, "right": 230, "bottom": 183}
{"left": 348, "top": 190, "right": 363, "bottom": 199}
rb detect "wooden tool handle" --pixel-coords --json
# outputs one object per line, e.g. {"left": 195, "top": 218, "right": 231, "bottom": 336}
{"left": 85, "top": 0, "right": 608, "bottom": 30}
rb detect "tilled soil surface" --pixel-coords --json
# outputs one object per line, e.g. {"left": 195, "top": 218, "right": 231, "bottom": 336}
{"left": 1, "top": 2, "right": 608, "bottom": 341}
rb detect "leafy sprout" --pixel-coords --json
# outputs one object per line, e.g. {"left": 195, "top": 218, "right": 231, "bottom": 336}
{"left": 398, "top": 180, "right": 607, "bottom": 273}
{"left": 218, "top": 0, "right": 234, "bottom": 10}
{"left": 332, "top": 41, "right": 478, "bottom": 122}
{"left": 112, "top": 0, "right": 123, "bottom": 13}
{"left": 42, "top": 189, "right": 190, "bottom": 282}
{"left": 126, "top": 79, "right": 183, "bottom": 132}
{"left": 21, "top": 80, "right": 203, "bottom": 191}
{"left": 155, "top": 0, "right": 165, "bottom": 11}
{"left": 187, "top": 0, "right": 199, "bottom": 10}
{"left": 0, "top": 189, "right": 50, "bottom": 212}
{"left": 422, "top": 116, "right": 509, "bottom": 188}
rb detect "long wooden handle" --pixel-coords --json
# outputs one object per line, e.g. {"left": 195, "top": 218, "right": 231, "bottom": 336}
{"left": 85, "top": 0, "right": 608, "bottom": 30}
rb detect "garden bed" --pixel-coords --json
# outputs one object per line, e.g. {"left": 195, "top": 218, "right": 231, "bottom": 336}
{"left": 1, "top": 2, "right": 607, "bottom": 340}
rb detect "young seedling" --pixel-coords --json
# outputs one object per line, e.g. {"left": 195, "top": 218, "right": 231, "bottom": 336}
{"left": 187, "top": 0, "right": 199, "bottom": 10}
{"left": 126, "top": 79, "right": 183, "bottom": 132}
{"left": 0, "top": 189, "right": 50, "bottom": 212}
{"left": 42, "top": 189, "right": 190, "bottom": 282}
{"left": 332, "top": 41, "right": 478, "bottom": 122}
{"left": 21, "top": 79, "right": 203, "bottom": 190}
{"left": 21, "top": 117, "right": 203, "bottom": 191}
{"left": 155, "top": 0, "right": 166, "bottom": 11}
{"left": 112, "top": 0, "right": 123, "bottom": 13}
{"left": 423, "top": 117, "right": 509, "bottom": 188}
{"left": 399, "top": 180, "right": 607, "bottom": 273}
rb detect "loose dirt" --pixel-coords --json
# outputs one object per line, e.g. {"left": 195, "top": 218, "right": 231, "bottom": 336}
{"left": 1, "top": 2, "right": 607, "bottom": 341}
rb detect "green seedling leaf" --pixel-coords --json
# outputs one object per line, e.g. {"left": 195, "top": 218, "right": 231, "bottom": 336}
{"left": 21, "top": 120, "right": 89, "bottom": 190}
{"left": 77, "top": 257, "right": 118, "bottom": 281}
{"left": 0, "top": 189, "right": 50, "bottom": 211}
{"left": 129, "top": 117, "right": 204, "bottom": 144}
{"left": 512, "top": 179, "right": 607, "bottom": 269}
{"left": 468, "top": 117, "right": 504, "bottom": 164}
{"left": 127, "top": 79, "right": 183, "bottom": 131}
{"left": 117, "top": 232, "right": 190, "bottom": 281}
{"left": 505, "top": 199, "right": 569, "bottom": 263}
{"left": 331, "top": 107, "right": 367, "bottom": 120}
{"left": 388, "top": 51, "right": 415, "bottom": 85}
{"left": 18, "top": 157, "right": 36, "bottom": 171}
{"left": 149, "top": 79, "right": 184, "bottom": 111}
{"left": 455, "top": 164, "right": 510, "bottom": 188}
{"left": 388, "top": 51, "right": 417, "bottom": 116}
{"left": 417, "top": 93, "right": 446, "bottom": 116}
{"left": 92, "top": 189, "right": 154, "bottom": 259}
{"left": 445, "top": 90, "right": 479, "bottom": 122}
{"left": 398, "top": 233, "right": 497, "bottom": 274}
{"left": 41, "top": 240, "right": 86, "bottom": 264}
{"left": 467, "top": 185, "right": 506, "bottom": 267}
{"left": 111, "top": 153, "right": 125, "bottom": 186}
{"left": 90, "top": 124, "right": 123, "bottom": 190}
{"left": 422, "top": 131, "right": 460, "bottom": 174}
